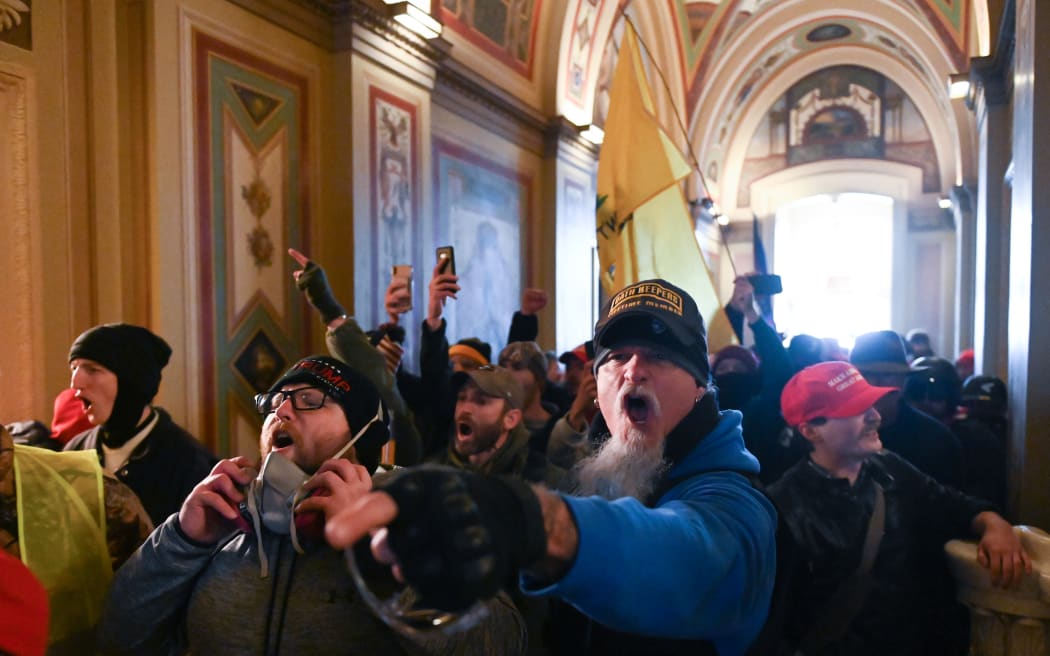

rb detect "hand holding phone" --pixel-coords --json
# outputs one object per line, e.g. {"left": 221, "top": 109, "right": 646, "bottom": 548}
{"left": 748, "top": 273, "right": 782, "bottom": 296}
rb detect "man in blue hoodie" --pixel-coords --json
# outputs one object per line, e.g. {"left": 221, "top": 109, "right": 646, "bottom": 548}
{"left": 328, "top": 278, "right": 778, "bottom": 656}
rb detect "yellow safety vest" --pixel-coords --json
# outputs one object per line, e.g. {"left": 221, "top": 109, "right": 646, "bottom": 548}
{"left": 13, "top": 445, "right": 112, "bottom": 645}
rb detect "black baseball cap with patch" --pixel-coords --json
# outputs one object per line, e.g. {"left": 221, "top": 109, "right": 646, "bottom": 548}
{"left": 592, "top": 279, "right": 710, "bottom": 384}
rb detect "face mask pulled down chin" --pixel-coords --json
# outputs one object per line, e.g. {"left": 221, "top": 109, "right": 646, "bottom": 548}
{"left": 240, "top": 401, "right": 384, "bottom": 577}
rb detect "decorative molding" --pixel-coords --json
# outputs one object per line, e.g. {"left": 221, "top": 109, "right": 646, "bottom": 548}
{"left": 227, "top": 0, "right": 452, "bottom": 58}
{"left": 543, "top": 114, "right": 598, "bottom": 161}
{"left": 433, "top": 55, "right": 549, "bottom": 154}
{"left": 225, "top": 0, "right": 346, "bottom": 50}
{"left": 345, "top": 1, "right": 449, "bottom": 59}
{"left": 0, "top": 68, "right": 35, "bottom": 420}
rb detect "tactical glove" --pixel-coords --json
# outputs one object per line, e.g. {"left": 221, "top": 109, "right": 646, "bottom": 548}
{"left": 379, "top": 465, "right": 546, "bottom": 611}
{"left": 295, "top": 260, "right": 347, "bottom": 324}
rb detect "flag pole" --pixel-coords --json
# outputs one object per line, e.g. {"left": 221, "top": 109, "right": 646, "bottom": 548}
{"left": 622, "top": 14, "right": 742, "bottom": 279}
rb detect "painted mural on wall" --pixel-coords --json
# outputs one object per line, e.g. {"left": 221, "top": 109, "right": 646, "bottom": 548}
{"left": 440, "top": 0, "right": 541, "bottom": 78}
{"left": 787, "top": 65, "right": 884, "bottom": 164}
{"left": 737, "top": 65, "right": 940, "bottom": 207}
{"left": 370, "top": 87, "right": 419, "bottom": 371}
{"left": 193, "top": 30, "right": 310, "bottom": 457}
{"left": 434, "top": 138, "right": 526, "bottom": 356}
{"left": 0, "top": 0, "right": 30, "bottom": 50}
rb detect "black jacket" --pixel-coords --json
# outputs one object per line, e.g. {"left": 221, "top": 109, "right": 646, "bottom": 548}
{"left": 65, "top": 407, "right": 216, "bottom": 526}
{"left": 768, "top": 451, "right": 992, "bottom": 655}
{"left": 879, "top": 400, "right": 963, "bottom": 487}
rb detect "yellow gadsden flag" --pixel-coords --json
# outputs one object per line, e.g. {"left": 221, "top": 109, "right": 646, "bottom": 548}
{"left": 596, "top": 22, "right": 735, "bottom": 351}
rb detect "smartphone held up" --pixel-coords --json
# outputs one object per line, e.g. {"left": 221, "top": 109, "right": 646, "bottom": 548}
{"left": 436, "top": 245, "right": 456, "bottom": 276}
{"left": 391, "top": 265, "right": 413, "bottom": 312}
{"left": 748, "top": 273, "right": 782, "bottom": 296}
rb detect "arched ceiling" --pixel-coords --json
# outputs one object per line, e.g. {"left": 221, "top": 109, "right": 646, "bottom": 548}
{"left": 553, "top": 0, "right": 987, "bottom": 218}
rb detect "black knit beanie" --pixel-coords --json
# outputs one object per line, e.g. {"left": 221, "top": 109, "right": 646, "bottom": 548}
{"left": 267, "top": 356, "right": 390, "bottom": 472}
{"left": 69, "top": 323, "right": 172, "bottom": 447}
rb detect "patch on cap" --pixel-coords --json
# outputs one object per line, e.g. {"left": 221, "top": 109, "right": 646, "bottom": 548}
{"left": 607, "top": 281, "right": 685, "bottom": 320}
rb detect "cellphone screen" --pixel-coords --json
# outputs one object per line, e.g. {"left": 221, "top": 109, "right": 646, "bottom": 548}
{"left": 391, "top": 265, "right": 413, "bottom": 312}
{"left": 436, "top": 246, "right": 456, "bottom": 275}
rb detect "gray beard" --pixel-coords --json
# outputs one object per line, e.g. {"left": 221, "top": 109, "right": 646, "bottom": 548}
{"left": 572, "top": 429, "right": 670, "bottom": 501}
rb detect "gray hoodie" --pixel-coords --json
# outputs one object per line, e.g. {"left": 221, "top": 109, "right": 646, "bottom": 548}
{"left": 97, "top": 516, "right": 526, "bottom": 655}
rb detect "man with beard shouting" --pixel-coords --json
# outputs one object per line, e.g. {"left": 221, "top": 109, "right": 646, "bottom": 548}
{"left": 433, "top": 366, "right": 528, "bottom": 474}
{"left": 327, "top": 278, "right": 778, "bottom": 656}
{"left": 438, "top": 361, "right": 563, "bottom": 487}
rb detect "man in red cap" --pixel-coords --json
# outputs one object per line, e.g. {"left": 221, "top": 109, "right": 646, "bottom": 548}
{"left": 769, "top": 361, "right": 1029, "bottom": 655}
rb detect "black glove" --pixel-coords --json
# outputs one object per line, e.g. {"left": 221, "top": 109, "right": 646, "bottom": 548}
{"left": 379, "top": 465, "right": 546, "bottom": 612}
{"left": 295, "top": 260, "right": 347, "bottom": 324}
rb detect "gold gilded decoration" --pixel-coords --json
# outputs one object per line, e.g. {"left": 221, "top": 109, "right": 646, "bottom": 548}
{"left": 247, "top": 225, "right": 274, "bottom": 269}
{"left": 242, "top": 174, "right": 274, "bottom": 268}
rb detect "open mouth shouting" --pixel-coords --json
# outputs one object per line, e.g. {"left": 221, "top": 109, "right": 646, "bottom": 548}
{"left": 266, "top": 423, "right": 298, "bottom": 454}
{"left": 622, "top": 391, "right": 653, "bottom": 425}
{"left": 455, "top": 416, "right": 475, "bottom": 440}
{"left": 75, "top": 392, "right": 105, "bottom": 425}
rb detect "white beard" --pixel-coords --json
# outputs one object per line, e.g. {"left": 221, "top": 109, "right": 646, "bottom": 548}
{"left": 572, "top": 428, "right": 670, "bottom": 501}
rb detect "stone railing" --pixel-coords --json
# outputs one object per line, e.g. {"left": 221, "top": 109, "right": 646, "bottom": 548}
{"left": 945, "top": 526, "right": 1050, "bottom": 655}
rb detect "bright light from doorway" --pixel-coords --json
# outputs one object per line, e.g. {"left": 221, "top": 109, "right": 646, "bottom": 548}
{"left": 774, "top": 193, "right": 893, "bottom": 349}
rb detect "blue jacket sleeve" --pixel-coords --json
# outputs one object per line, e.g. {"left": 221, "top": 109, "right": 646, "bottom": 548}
{"left": 522, "top": 472, "right": 777, "bottom": 647}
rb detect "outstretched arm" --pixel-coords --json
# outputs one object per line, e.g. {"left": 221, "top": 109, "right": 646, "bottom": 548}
{"left": 507, "top": 288, "right": 546, "bottom": 343}
{"left": 289, "top": 248, "right": 347, "bottom": 329}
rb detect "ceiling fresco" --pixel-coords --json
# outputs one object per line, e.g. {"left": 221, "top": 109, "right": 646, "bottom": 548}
{"left": 672, "top": 0, "right": 971, "bottom": 111}
{"left": 698, "top": 14, "right": 957, "bottom": 187}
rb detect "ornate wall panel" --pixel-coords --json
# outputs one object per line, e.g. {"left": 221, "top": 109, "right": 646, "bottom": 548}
{"left": 433, "top": 137, "right": 529, "bottom": 354}
{"left": 193, "top": 29, "right": 310, "bottom": 456}
{"left": 0, "top": 66, "right": 36, "bottom": 422}
{"left": 370, "top": 87, "right": 420, "bottom": 367}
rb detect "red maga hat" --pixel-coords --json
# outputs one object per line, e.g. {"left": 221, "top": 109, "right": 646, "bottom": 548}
{"left": 781, "top": 361, "right": 897, "bottom": 427}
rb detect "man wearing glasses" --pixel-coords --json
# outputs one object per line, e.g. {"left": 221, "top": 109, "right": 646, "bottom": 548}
{"left": 97, "top": 355, "right": 525, "bottom": 655}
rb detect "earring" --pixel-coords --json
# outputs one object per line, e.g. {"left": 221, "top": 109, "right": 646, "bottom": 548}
{"left": 593, "top": 399, "right": 599, "bottom": 408}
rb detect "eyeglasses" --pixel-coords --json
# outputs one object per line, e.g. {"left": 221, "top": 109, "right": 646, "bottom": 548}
{"left": 254, "top": 387, "right": 329, "bottom": 415}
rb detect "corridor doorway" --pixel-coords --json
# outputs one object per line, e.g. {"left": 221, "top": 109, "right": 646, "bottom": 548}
{"left": 774, "top": 193, "right": 894, "bottom": 348}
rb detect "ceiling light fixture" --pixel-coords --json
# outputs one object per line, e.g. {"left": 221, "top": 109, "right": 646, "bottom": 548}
{"left": 579, "top": 124, "right": 605, "bottom": 145}
{"left": 385, "top": 1, "right": 442, "bottom": 39}
{"left": 948, "top": 72, "right": 971, "bottom": 100}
